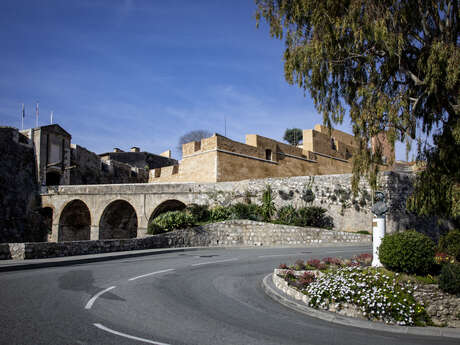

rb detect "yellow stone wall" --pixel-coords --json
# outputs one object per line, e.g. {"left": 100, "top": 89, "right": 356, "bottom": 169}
{"left": 149, "top": 125, "right": 379, "bottom": 183}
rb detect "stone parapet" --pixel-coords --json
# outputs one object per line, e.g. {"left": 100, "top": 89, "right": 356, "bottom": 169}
{"left": 0, "top": 220, "right": 370, "bottom": 260}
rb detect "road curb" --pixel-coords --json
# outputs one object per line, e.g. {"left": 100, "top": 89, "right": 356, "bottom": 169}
{"left": 262, "top": 274, "right": 460, "bottom": 339}
{"left": 0, "top": 247, "right": 220, "bottom": 272}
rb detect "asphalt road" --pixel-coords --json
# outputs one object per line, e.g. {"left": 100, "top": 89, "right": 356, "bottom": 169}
{"left": 0, "top": 246, "right": 457, "bottom": 345}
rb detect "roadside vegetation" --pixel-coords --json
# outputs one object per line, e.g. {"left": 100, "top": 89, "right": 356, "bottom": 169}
{"left": 148, "top": 186, "right": 334, "bottom": 234}
{"left": 277, "top": 229, "right": 460, "bottom": 326}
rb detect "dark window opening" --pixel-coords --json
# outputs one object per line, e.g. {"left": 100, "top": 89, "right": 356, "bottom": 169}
{"left": 46, "top": 171, "right": 61, "bottom": 186}
{"left": 265, "top": 149, "right": 272, "bottom": 161}
{"left": 331, "top": 138, "right": 337, "bottom": 150}
{"left": 345, "top": 149, "right": 351, "bottom": 159}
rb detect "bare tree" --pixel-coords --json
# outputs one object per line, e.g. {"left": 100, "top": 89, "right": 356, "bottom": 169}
{"left": 177, "top": 130, "right": 212, "bottom": 156}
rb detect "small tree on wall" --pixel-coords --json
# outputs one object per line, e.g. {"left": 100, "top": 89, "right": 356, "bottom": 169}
{"left": 283, "top": 128, "right": 303, "bottom": 146}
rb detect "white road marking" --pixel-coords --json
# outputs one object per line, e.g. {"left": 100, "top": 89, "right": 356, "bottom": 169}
{"left": 191, "top": 258, "right": 238, "bottom": 266}
{"left": 128, "top": 269, "right": 175, "bottom": 281}
{"left": 85, "top": 286, "right": 116, "bottom": 310}
{"left": 94, "top": 323, "right": 171, "bottom": 345}
{"left": 258, "top": 254, "right": 296, "bottom": 258}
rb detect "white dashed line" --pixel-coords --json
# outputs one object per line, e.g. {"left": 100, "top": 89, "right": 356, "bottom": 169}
{"left": 128, "top": 269, "right": 175, "bottom": 281}
{"left": 85, "top": 286, "right": 116, "bottom": 310}
{"left": 191, "top": 258, "right": 238, "bottom": 266}
{"left": 94, "top": 323, "right": 171, "bottom": 345}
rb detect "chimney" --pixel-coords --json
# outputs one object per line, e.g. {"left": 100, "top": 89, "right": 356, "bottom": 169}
{"left": 130, "top": 147, "right": 140, "bottom": 153}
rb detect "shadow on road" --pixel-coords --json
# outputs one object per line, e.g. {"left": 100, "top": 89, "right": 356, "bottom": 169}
{"left": 58, "top": 270, "right": 125, "bottom": 302}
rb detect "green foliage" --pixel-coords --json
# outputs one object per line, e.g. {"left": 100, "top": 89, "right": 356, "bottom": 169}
{"left": 228, "top": 203, "right": 262, "bottom": 221}
{"left": 296, "top": 206, "right": 334, "bottom": 229}
{"left": 148, "top": 211, "right": 195, "bottom": 234}
{"left": 379, "top": 230, "right": 435, "bottom": 275}
{"left": 209, "top": 205, "right": 232, "bottom": 222}
{"left": 301, "top": 188, "right": 315, "bottom": 203}
{"left": 261, "top": 185, "right": 276, "bottom": 221}
{"left": 407, "top": 134, "right": 460, "bottom": 221}
{"left": 357, "top": 230, "right": 371, "bottom": 235}
{"left": 302, "top": 267, "right": 429, "bottom": 326}
{"left": 438, "top": 229, "right": 460, "bottom": 261}
{"left": 283, "top": 128, "right": 303, "bottom": 146}
{"left": 255, "top": 0, "right": 460, "bottom": 214}
{"left": 186, "top": 204, "right": 210, "bottom": 222}
{"left": 275, "top": 206, "right": 334, "bottom": 229}
{"left": 439, "top": 263, "right": 460, "bottom": 294}
{"left": 277, "top": 205, "right": 297, "bottom": 224}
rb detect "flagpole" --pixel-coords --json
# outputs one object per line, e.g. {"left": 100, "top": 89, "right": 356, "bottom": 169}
{"left": 21, "top": 103, "right": 24, "bottom": 130}
{"left": 35, "top": 101, "right": 39, "bottom": 127}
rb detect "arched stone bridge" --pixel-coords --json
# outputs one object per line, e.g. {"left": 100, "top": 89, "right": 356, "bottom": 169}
{"left": 39, "top": 173, "right": 406, "bottom": 243}
{"left": 41, "top": 182, "right": 233, "bottom": 242}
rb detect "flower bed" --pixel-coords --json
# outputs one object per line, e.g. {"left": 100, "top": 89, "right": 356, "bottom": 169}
{"left": 276, "top": 254, "right": 460, "bottom": 327}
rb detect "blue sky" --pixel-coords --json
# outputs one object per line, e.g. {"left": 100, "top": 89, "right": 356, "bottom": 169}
{"left": 0, "top": 0, "right": 412, "bottom": 159}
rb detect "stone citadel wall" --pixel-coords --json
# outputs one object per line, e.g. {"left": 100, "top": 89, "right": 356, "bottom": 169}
{"left": 0, "top": 127, "right": 48, "bottom": 243}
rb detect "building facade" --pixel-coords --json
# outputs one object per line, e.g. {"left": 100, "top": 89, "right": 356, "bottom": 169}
{"left": 149, "top": 124, "right": 395, "bottom": 183}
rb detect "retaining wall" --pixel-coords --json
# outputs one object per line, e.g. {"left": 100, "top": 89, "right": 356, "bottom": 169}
{"left": 0, "top": 220, "right": 371, "bottom": 260}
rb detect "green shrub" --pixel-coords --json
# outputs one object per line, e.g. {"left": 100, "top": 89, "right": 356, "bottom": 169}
{"left": 209, "top": 206, "right": 231, "bottom": 222}
{"left": 260, "top": 185, "right": 276, "bottom": 221}
{"left": 438, "top": 229, "right": 460, "bottom": 261}
{"left": 229, "top": 203, "right": 251, "bottom": 219}
{"left": 186, "top": 204, "right": 210, "bottom": 222}
{"left": 438, "top": 263, "right": 460, "bottom": 294}
{"left": 277, "top": 205, "right": 297, "bottom": 225}
{"left": 379, "top": 230, "right": 435, "bottom": 275}
{"left": 229, "top": 203, "right": 261, "bottom": 220}
{"left": 296, "top": 206, "right": 334, "bottom": 229}
{"left": 148, "top": 210, "right": 195, "bottom": 234}
{"left": 357, "top": 230, "right": 371, "bottom": 235}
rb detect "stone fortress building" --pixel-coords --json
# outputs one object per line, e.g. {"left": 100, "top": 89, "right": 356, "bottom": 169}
{"left": 18, "top": 124, "right": 178, "bottom": 187}
{"left": 2, "top": 122, "right": 411, "bottom": 244}
{"left": 150, "top": 124, "right": 394, "bottom": 183}
{"left": 10, "top": 122, "right": 395, "bottom": 187}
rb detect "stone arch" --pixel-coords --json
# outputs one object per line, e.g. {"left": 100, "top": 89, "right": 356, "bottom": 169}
{"left": 99, "top": 200, "right": 138, "bottom": 239}
{"left": 149, "top": 199, "right": 187, "bottom": 223}
{"left": 58, "top": 200, "right": 91, "bottom": 242}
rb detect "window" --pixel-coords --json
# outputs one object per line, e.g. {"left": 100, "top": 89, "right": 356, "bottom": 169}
{"left": 331, "top": 138, "right": 337, "bottom": 150}
{"left": 46, "top": 171, "right": 61, "bottom": 186}
{"left": 265, "top": 149, "right": 272, "bottom": 161}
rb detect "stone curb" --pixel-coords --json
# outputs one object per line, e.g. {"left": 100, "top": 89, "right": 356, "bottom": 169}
{"left": 262, "top": 273, "right": 460, "bottom": 339}
{"left": 0, "top": 247, "right": 222, "bottom": 272}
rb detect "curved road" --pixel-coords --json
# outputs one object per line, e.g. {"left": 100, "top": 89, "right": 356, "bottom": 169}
{"left": 0, "top": 246, "right": 456, "bottom": 345}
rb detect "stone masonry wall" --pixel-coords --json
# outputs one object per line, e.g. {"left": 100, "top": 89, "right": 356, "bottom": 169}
{"left": 1, "top": 220, "right": 371, "bottom": 260}
{"left": 70, "top": 144, "right": 149, "bottom": 184}
{"left": 0, "top": 127, "right": 47, "bottom": 243}
{"left": 42, "top": 171, "right": 444, "bottom": 240}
